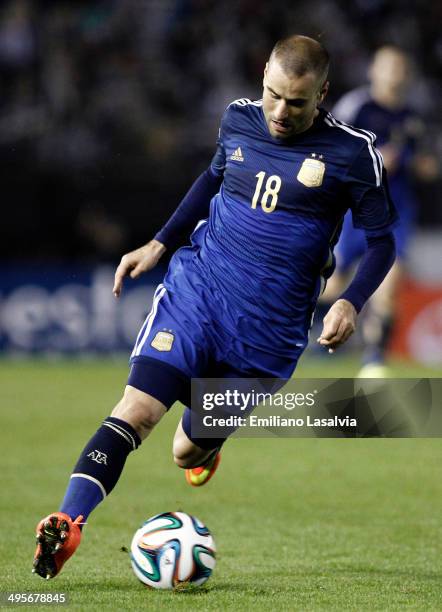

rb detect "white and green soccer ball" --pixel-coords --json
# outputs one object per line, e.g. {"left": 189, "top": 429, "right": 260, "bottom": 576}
{"left": 130, "top": 511, "right": 216, "bottom": 589}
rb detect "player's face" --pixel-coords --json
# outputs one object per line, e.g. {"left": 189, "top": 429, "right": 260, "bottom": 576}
{"left": 262, "top": 59, "right": 328, "bottom": 139}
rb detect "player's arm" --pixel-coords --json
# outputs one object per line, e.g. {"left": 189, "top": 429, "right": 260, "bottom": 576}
{"left": 318, "top": 232, "right": 395, "bottom": 352}
{"left": 154, "top": 148, "right": 225, "bottom": 251}
{"left": 113, "top": 142, "right": 226, "bottom": 297}
{"left": 113, "top": 239, "right": 167, "bottom": 297}
{"left": 318, "top": 141, "right": 398, "bottom": 352}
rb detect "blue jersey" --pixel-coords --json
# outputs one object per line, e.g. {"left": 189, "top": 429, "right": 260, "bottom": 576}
{"left": 162, "top": 99, "right": 397, "bottom": 360}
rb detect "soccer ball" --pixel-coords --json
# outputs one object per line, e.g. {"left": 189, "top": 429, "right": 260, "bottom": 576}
{"left": 130, "top": 511, "right": 216, "bottom": 589}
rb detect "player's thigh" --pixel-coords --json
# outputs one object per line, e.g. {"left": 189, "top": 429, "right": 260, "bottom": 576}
{"left": 130, "top": 284, "right": 210, "bottom": 384}
{"left": 125, "top": 284, "right": 213, "bottom": 441}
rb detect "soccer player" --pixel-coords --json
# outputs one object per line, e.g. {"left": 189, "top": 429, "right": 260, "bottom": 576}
{"left": 33, "top": 35, "right": 397, "bottom": 579}
{"left": 321, "top": 46, "right": 420, "bottom": 374}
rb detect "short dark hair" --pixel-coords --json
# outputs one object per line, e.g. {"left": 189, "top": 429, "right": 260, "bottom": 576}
{"left": 269, "top": 35, "right": 330, "bottom": 84}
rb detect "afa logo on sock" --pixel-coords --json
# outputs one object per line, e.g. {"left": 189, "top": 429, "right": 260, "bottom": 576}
{"left": 87, "top": 450, "right": 108, "bottom": 465}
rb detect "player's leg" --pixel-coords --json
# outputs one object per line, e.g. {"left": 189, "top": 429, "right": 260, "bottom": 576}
{"left": 174, "top": 363, "right": 297, "bottom": 487}
{"left": 33, "top": 385, "right": 168, "bottom": 579}
{"left": 359, "top": 221, "right": 407, "bottom": 373}
{"left": 59, "top": 385, "right": 167, "bottom": 521}
{"left": 173, "top": 411, "right": 223, "bottom": 487}
{"left": 172, "top": 367, "right": 246, "bottom": 486}
{"left": 173, "top": 417, "right": 220, "bottom": 468}
{"left": 359, "top": 260, "right": 403, "bottom": 372}
{"left": 33, "top": 286, "right": 197, "bottom": 579}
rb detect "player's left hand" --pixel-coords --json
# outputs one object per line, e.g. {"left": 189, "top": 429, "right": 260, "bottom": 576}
{"left": 317, "top": 299, "right": 357, "bottom": 353}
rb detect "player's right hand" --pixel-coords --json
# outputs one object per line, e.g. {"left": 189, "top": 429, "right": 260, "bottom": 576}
{"left": 113, "top": 239, "right": 166, "bottom": 297}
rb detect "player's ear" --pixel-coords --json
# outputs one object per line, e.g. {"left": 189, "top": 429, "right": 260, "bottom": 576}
{"left": 318, "top": 80, "right": 329, "bottom": 103}
{"left": 263, "top": 62, "right": 269, "bottom": 87}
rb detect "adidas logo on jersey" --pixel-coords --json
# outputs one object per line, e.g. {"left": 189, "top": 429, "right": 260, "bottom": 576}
{"left": 230, "top": 147, "right": 244, "bottom": 161}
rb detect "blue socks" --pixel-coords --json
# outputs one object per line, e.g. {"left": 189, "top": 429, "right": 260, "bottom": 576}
{"left": 60, "top": 417, "right": 141, "bottom": 523}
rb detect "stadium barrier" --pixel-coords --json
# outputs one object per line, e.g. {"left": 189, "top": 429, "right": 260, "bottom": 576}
{"left": 0, "top": 264, "right": 441, "bottom": 366}
{"left": 0, "top": 265, "right": 161, "bottom": 353}
{"left": 390, "top": 277, "right": 442, "bottom": 367}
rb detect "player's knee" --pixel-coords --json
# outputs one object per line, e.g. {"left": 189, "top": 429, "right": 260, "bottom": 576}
{"left": 137, "top": 410, "right": 163, "bottom": 434}
{"left": 112, "top": 385, "right": 166, "bottom": 440}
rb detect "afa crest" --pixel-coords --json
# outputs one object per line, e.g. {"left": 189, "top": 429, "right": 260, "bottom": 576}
{"left": 297, "top": 157, "right": 325, "bottom": 187}
{"left": 151, "top": 331, "right": 174, "bottom": 352}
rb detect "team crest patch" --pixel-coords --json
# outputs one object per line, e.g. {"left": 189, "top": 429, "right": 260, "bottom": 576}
{"left": 297, "top": 158, "right": 325, "bottom": 187}
{"left": 151, "top": 331, "right": 174, "bottom": 352}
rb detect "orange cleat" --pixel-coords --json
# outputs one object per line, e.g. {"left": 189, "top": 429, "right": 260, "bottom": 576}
{"left": 33, "top": 512, "right": 83, "bottom": 579}
{"left": 185, "top": 452, "right": 221, "bottom": 487}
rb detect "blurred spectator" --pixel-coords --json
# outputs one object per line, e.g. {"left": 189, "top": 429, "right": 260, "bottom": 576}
{"left": 321, "top": 46, "right": 438, "bottom": 374}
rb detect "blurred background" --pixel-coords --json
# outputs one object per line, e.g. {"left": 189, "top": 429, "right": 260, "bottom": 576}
{"left": 0, "top": 0, "right": 441, "bottom": 368}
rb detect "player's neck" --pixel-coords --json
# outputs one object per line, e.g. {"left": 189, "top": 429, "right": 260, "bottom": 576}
{"left": 296, "top": 108, "right": 320, "bottom": 135}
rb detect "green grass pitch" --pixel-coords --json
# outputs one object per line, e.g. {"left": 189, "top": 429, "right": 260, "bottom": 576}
{"left": 1, "top": 358, "right": 442, "bottom": 610}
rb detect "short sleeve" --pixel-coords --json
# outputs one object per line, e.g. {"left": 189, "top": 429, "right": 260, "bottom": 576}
{"left": 346, "top": 139, "right": 398, "bottom": 236}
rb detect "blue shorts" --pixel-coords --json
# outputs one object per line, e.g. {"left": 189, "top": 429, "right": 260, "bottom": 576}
{"left": 336, "top": 209, "right": 412, "bottom": 273}
{"left": 127, "top": 283, "right": 299, "bottom": 408}
{"left": 127, "top": 283, "right": 301, "bottom": 448}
